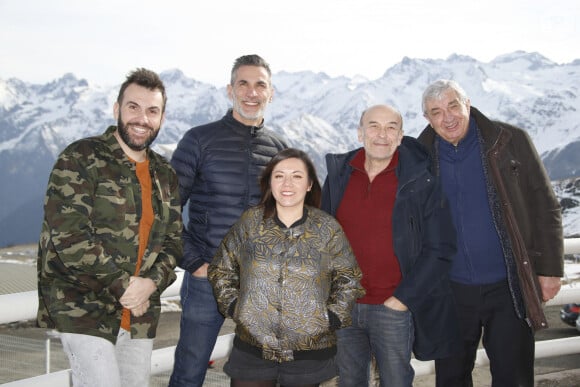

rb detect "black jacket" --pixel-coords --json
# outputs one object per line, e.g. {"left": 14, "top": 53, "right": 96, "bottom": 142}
{"left": 171, "top": 110, "right": 288, "bottom": 273}
{"left": 321, "top": 136, "right": 461, "bottom": 360}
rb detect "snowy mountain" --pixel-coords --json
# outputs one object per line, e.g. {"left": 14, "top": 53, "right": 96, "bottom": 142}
{"left": 1, "top": 51, "right": 579, "bottom": 246}
{"left": 553, "top": 178, "right": 580, "bottom": 238}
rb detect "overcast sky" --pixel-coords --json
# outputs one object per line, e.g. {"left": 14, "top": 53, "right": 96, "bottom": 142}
{"left": 1, "top": 0, "right": 578, "bottom": 87}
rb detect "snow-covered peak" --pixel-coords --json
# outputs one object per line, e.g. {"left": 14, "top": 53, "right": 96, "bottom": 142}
{"left": 491, "top": 51, "right": 555, "bottom": 70}
{"left": 1, "top": 50, "right": 580, "bottom": 246}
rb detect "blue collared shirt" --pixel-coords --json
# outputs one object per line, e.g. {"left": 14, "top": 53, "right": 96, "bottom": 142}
{"left": 438, "top": 118, "right": 507, "bottom": 285}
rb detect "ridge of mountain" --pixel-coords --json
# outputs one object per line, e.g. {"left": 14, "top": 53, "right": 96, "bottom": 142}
{"left": 1, "top": 51, "right": 579, "bottom": 246}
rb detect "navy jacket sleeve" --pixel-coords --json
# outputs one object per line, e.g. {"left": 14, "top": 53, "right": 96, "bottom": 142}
{"left": 170, "top": 129, "right": 204, "bottom": 273}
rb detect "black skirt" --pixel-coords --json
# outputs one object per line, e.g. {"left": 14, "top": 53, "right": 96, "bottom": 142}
{"left": 224, "top": 345, "right": 338, "bottom": 384}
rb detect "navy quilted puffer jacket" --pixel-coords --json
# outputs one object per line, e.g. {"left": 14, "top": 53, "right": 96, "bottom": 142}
{"left": 171, "top": 109, "right": 288, "bottom": 273}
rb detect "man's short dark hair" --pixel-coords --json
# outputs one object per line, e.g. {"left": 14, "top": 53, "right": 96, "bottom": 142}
{"left": 117, "top": 68, "right": 167, "bottom": 113}
{"left": 230, "top": 54, "right": 271, "bottom": 85}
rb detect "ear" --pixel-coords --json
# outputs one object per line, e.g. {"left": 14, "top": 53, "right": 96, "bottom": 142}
{"left": 396, "top": 130, "right": 404, "bottom": 146}
{"left": 269, "top": 87, "right": 274, "bottom": 103}
{"left": 113, "top": 102, "right": 120, "bottom": 120}
{"left": 357, "top": 127, "right": 364, "bottom": 142}
{"left": 226, "top": 84, "right": 233, "bottom": 101}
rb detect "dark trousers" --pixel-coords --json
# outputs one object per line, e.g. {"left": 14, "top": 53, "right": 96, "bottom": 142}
{"left": 435, "top": 280, "right": 535, "bottom": 387}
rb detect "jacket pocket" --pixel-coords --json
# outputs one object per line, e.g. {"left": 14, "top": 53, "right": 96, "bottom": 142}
{"left": 94, "top": 179, "right": 131, "bottom": 227}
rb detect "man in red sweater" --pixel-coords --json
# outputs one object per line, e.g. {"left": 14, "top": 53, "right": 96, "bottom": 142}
{"left": 322, "top": 104, "right": 459, "bottom": 387}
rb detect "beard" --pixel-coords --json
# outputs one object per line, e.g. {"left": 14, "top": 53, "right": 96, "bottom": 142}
{"left": 232, "top": 98, "right": 266, "bottom": 123}
{"left": 117, "top": 115, "right": 160, "bottom": 151}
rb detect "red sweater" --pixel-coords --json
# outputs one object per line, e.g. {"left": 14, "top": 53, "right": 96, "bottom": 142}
{"left": 336, "top": 150, "right": 401, "bottom": 304}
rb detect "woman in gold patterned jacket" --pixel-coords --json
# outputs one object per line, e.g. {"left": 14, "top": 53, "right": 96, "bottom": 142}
{"left": 208, "top": 148, "right": 364, "bottom": 387}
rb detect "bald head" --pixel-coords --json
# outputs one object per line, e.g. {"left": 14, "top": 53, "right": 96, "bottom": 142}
{"left": 359, "top": 104, "right": 403, "bottom": 131}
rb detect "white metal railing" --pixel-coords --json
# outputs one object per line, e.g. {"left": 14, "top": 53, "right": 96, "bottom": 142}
{"left": 3, "top": 237, "right": 579, "bottom": 325}
{"left": 1, "top": 238, "right": 579, "bottom": 386}
{"left": 411, "top": 336, "right": 580, "bottom": 376}
{"left": 0, "top": 270, "right": 184, "bottom": 325}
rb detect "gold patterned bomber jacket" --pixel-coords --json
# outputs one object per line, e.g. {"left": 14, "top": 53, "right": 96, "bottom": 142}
{"left": 208, "top": 205, "right": 364, "bottom": 362}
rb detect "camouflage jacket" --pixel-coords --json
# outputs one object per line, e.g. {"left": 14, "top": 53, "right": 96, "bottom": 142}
{"left": 37, "top": 126, "right": 182, "bottom": 343}
{"left": 208, "top": 206, "right": 364, "bottom": 362}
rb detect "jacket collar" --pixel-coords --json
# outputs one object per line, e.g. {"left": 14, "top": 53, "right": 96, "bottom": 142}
{"left": 224, "top": 108, "right": 265, "bottom": 134}
{"left": 274, "top": 207, "right": 308, "bottom": 229}
{"left": 326, "top": 137, "right": 430, "bottom": 184}
{"left": 469, "top": 106, "right": 506, "bottom": 152}
{"left": 104, "top": 125, "right": 160, "bottom": 168}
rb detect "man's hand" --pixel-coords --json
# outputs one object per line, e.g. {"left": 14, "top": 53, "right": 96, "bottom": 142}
{"left": 120, "top": 276, "right": 157, "bottom": 310}
{"left": 192, "top": 262, "right": 209, "bottom": 278}
{"left": 383, "top": 296, "right": 408, "bottom": 311}
{"left": 538, "top": 275, "right": 561, "bottom": 302}
{"left": 130, "top": 300, "right": 150, "bottom": 317}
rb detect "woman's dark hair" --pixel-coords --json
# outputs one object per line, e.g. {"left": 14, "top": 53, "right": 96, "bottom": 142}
{"left": 259, "top": 148, "right": 322, "bottom": 219}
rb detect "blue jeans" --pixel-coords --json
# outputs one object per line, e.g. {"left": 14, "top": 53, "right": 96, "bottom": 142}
{"left": 169, "top": 273, "right": 225, "bottom": 387}
{"left": 336, "top": 303, "right": 414, "bottom": 387}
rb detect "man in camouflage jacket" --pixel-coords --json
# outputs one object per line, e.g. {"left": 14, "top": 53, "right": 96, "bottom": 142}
{"left": 37, "top": 68, "right": 182, "bottom": 387}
